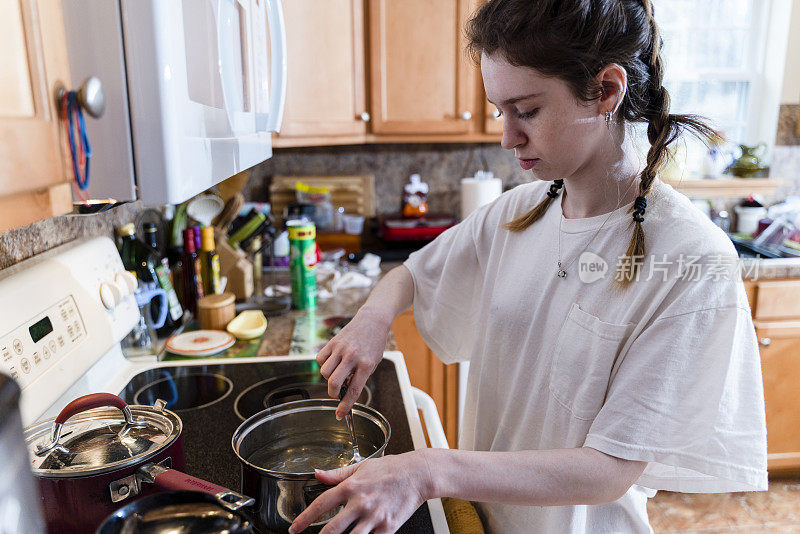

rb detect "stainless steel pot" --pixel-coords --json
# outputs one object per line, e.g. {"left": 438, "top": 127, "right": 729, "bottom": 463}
{"left": 231, "top": 399, "right": 391, "bottom": 533}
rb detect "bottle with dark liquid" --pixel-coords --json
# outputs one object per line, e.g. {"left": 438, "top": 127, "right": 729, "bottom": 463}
{"left": 143, "top": 222, "right": 184, "bottom": 332}
{"left": 181, "top": 227, "right": 204, "bottom": 315}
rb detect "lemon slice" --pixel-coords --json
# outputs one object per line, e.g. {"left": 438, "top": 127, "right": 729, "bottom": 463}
{"left": 226, "top": 310, "right": 268, "bottom": 339}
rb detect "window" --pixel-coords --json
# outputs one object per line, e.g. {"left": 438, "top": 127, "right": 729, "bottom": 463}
{"left": 651, "top": 0, "right": 792, "bottom": 175}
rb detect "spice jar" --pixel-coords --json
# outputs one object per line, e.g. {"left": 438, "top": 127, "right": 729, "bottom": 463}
{"left": 196, "top": 292, "right": 236, "bottom": 330}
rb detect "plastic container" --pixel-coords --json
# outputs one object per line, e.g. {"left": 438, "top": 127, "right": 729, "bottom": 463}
{"left": 403, "top": 174, "right": 429, "bottom": 218}
{"left": 296, "top": 183, "right": 334, "bottom": 231}
{"left": 734, "top": 206, "right": 767, "bottom": 235}
{"left": 342, "top": 214, "right": 365, "bottom": 235}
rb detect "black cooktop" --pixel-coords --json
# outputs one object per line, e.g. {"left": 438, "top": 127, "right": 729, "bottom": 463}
{"left": 119, "top": 358, "right": 434, "bottom": 534}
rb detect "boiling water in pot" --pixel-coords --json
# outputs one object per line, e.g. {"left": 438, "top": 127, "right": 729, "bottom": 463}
{"left": 248, "top": 433, "right": 378, "bottom": 473}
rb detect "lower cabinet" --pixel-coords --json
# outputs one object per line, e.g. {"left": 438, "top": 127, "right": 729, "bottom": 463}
{"left": 754, "top": 321, "right": 800, "bottom": 472}
{"left": 747, "top": 279, "right": 800, "bottom": 473}
{"left": 392, "top": 308, "right": 459, "bottom": 448}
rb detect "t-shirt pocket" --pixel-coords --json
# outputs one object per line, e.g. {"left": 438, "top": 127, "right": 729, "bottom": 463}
{"left": 548, "top": 303, "right": 633, "bottom": 421}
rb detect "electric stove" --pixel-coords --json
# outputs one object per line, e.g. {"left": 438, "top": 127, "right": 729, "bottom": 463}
{"left": 0, "top": 237, "right": 449, "bottom": 533}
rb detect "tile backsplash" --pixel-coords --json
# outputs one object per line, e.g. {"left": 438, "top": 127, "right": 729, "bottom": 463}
{"left": 247, "top": 142, "right": 529, "bottom": 216}
{"left": 247, "top": 105, "right": 800, "bottom": 217}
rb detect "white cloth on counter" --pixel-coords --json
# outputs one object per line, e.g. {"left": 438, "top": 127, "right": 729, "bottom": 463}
{"left": 315, "top": 264, "right": 374, "bottom": 300}
{"left": 403, "top": 178, "right": 767, "bottom": 534}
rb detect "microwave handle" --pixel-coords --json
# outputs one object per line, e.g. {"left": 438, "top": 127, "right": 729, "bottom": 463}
{"left": 264, "top": 0, "right": 286, "bottom": 133}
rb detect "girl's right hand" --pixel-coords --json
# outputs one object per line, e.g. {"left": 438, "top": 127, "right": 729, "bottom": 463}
{"left": 316, "top": 309, "right": 391, "bottom": 418}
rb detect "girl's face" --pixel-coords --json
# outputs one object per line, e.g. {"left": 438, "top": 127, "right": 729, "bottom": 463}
{"left": 481, "top": 53, "right": 608, "bottom": 182}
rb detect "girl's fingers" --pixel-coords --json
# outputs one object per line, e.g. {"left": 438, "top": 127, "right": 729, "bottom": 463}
{"left": 337, "top": 365, "right": 370, "bottom": 418}
{"left": 315, "top": 343, "right": 334, "bottom": 365}
{"left": 327, "top": 362, "right": 354, "bottom": 399}
{"left": 349, "top": 520, "right": 378, "bottom": 534}
{"left": 317, "top": 503, "right": 360, "bottom": 534}
{"left": 314, "top": 463, "right": 360, "bottom": 486}
{"left": 319, "top": 350, "right": 343, "bottom": 380}
{"left": 289, "top": 487, "right": 347, "bottom": 534}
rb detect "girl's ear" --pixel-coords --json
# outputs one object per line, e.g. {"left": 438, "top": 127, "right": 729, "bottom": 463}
{"left": 596, "top": 63, "right": 628, "bottom": 115}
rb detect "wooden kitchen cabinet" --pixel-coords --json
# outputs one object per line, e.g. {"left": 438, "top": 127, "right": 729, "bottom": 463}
{"left": 754, "top": 321, "right": 800, "bottom": 472}
{"left": 0, "top": 0, "right": 72, "bottom": 232}
{"left": 274, "top": 0, "right": 369, "bottom": 145}
{"left": 393, "top": 308, "right": 460, "bottom": 448}
{"left": 367, "top": 0, "right": 478, "bottom": 136}
{"left": 484, "top": 98, "right": 504, "bottom": 135}
{"left": 746, "top": 279, "right": 800, "bottom": 473}
{"left": 274, "top": 0, "right": 503, "bottom": 147}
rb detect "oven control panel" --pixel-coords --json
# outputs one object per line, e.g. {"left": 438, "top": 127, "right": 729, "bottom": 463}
{"left": 0, "top": 237, "right": 139, "bottom": 423}
{"left": 0, "top": 296, "right": 86, "bottom": 389}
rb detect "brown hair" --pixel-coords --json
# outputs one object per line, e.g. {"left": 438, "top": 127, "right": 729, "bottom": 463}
{"left": 466, "top": 0, "right": 717, "bottom": 285}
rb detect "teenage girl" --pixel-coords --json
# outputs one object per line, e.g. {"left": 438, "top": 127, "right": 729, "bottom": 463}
{"left": 290, "top": 1, "right": 767, "bottom": 533}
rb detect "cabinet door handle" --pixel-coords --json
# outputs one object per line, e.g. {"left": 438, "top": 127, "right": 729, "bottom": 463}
{"left": 56, "top": 76, "right": 105, "bottom": 118}
{"left": 359, "top": 112, "right": 370, "bottom": 122}
{"left": 760, "top": 337, "right": 771, "bottom": 347}
{"left": 460, "top": 111, "right": 472, "bottom": 120}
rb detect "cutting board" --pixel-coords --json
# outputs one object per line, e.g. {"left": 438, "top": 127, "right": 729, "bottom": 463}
{"left": 270, "top": 175, "right": 375, "bottom": 224}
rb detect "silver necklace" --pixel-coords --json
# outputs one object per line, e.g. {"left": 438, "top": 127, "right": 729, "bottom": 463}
{"left": 556, "top": 177, "right": 638, "bottom": 279}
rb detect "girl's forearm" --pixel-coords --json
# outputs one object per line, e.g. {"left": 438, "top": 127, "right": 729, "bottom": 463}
{"left": 356, "top": 265, "right": 415, "bottom": 328}
{"left": 421, "top": 447, "right": 646, "bottom": 506}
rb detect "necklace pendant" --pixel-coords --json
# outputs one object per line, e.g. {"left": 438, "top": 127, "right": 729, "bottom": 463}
{"left": 557, "top": 262, "right": 567, "bottom": 279}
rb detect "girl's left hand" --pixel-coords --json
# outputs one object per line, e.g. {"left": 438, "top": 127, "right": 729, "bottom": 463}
{"left": 289, "top": 450, "right": 434, "bottom": 534}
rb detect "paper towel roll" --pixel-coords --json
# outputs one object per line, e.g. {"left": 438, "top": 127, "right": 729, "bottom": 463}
{"left": 461, "top": 177, "right": 502, "bottom": 220}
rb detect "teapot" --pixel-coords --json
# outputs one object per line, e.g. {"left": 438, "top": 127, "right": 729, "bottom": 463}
{"left": 729, "top": 143, "right": 767, "bottom": 177}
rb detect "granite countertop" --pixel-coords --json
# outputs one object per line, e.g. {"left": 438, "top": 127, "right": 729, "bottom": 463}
{"left": 257, "top": 262, "right": 402, "bottom": 356}
{"left": 740, "top": 257, "right": 800, "bottom": 280}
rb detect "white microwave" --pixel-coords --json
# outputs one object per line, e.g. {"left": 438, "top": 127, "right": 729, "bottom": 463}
{"left": 61, "top": 0, "right": 287, "bottom": 205}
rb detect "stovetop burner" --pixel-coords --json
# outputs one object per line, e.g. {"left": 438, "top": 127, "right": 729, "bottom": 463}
{"left": 117, "top": 359, "right": 435, "bottom": 534}
{"left": 133, "top": 371, "right": 233, "bottom": 412}
{"left": 234, "top": 372, "right": 372, "bottom": 421}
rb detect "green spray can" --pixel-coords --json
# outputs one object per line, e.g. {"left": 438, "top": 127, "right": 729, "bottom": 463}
{"left": 287, "top": 220, "right": 318, "bottom": 310}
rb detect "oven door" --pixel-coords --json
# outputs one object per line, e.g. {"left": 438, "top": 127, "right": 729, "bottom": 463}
{"left": 121, "top": 0, "right": 286, "bottom": 205}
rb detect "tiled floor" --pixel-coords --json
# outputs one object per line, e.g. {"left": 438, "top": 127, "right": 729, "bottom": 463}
{"left": 648, "top": 478, "right": 800, "bottom": 533}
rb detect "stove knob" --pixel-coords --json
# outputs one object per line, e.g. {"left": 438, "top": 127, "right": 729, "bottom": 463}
{"left": 115, "top": 271, "right": 138, "bottom": 295}
{"left": 99, "top": 281, "right": 122, "bottom": 310}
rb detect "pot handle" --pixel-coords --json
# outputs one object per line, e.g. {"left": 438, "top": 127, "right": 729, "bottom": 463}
{"left": 142, "top": 464, "right": 255, "bottom": 511}
{"left": 36, "top": 393, "right": 143, "bottom": 457}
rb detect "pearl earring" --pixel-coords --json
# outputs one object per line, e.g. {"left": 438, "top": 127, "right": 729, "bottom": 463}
{"left": 605, "top": 111, "right": 613, "bottom": 128}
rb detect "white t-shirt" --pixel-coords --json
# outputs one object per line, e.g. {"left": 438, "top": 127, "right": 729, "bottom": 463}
{"left": 404, "top": 179, "right": 767, "bottom": 534}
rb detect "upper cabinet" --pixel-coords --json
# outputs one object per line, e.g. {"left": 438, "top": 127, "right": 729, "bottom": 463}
{"left": 0, "top": 0, "right": 72, "bottom": 232}
{"left": 276, "top": 0, "right": 368, "bottom": 144}
{"left": 274, "top": 0, "right": 499, "bottom": 147}
{"left": 367, "top": 0, "right": 475, "bottom": 136}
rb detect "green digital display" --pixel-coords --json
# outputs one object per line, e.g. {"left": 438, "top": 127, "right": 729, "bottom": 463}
{"left": 29, "top": 316, "right": 53, "bottom": 343}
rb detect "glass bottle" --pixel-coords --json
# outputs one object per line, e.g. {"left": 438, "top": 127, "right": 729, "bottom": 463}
{"left": 143, "top": 222, "right": 184, "bottom": 332}
{"left": 181, "top": 227, "right": 204, "bottom": 315}
{"left": 200, "top": 226, "right": 222, "bottom": 295}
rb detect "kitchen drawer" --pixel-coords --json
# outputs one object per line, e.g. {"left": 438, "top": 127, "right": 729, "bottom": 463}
{"left": 752, "top": 280, "right": 800, "bottom": 320}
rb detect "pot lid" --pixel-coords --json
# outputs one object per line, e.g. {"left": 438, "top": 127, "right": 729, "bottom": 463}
{"left": 24, "top": 393, "right": 181, "bottom": 477}
{"left": 97, "top": 491, "right": 252, "bottom": 534}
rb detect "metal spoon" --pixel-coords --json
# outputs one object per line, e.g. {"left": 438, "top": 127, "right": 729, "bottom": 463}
{"left": 338, "top": 379, "right": 364, "bottom": 464}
